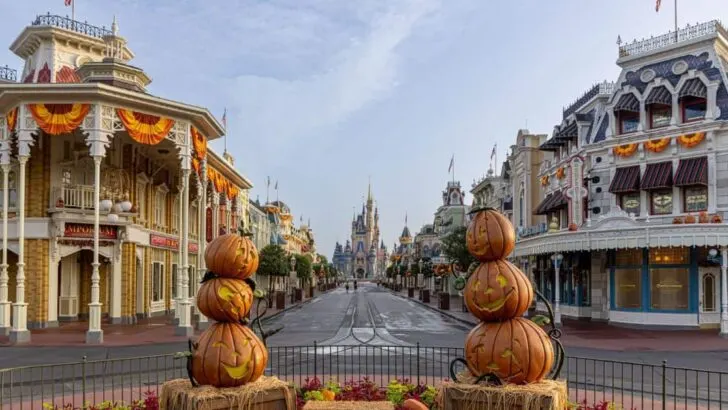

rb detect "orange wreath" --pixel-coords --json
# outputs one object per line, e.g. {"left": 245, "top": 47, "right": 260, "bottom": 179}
{"left": 555, "top": 167, "right": 565, "bottom": 180}
{"left": 116, "top": 108, "right": 174, "bottom": 145}
{"left": 6, "top": 107, "right": 18, "bottom": 133}
{"left": 677, "top": 132, "right": 705, "bottom": 149}
{"left": 644, "top": 137, "right": 670, "bottom": 153}
{"left": 28, "top": 103, "right": 90, "bottom": 135}
{"left": 613, "top": 143, "right": 638, "bottom": 157}
{"left": 190, "top": 126, "right": 207, "bottom": 160}
{"left": 540, "top": 175, "right": 549, "bottom": 186}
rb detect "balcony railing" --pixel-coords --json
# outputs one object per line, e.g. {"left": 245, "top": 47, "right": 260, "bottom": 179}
{"left": 618, "top": 20, "right": 725, "bottom": 58}
{"left": 562, "top": 81, "right": 615, "bottom": 119}
{"left": 32, "top": 13, "right": 112, "bottom": 39}
{"left": 0, "top": 66, "right": 17, "bottom": 83}
{"left": 54, "top": 185, "right": 95, "bottom": 210}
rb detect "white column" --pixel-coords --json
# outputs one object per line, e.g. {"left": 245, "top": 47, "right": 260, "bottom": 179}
{"left": 9, "top": 151, "right": 30, "bottom": 344}
{"left": 552, "top": 254, "right": 562, "bottom": 326}
{"left": 0, "top": 138, "right": 10, "bottom": 335}
{"left": 174, "top": 186, "right": 183, "bottom": 322}
{"left": 176, "top": 168, "right": 193, "bottom": 336}
{"left": 720, "top": 247, "right": 728, "bottom": 337}
{"left": 197, "top": 161, "right": 209, "bottom": 330}
{"left": 86, "top": 155, "right": 104, "bottom": 344}
{"left": 110, "top": 249, "right": 122, "bottom": 323}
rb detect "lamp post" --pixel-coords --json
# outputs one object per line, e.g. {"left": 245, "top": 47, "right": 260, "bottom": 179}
{"left": 710, "top": 248, "right": 728, "bottom": 337}
{"left": 551, "top": 253, "right": 564, "bottom": 326}
{"left": 290, "top": 254, "right": 297, "bottom": 303}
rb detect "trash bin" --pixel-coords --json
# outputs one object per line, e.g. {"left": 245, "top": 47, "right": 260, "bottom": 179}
{"left": 439, "top": 293, "right": 450, "bottom": 310}
{"left": 422, "top": 289, "right": 430, "bottom": 303}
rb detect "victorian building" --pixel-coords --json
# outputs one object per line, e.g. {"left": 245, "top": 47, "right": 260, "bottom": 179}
{"left": 471, "top": 158, "right": 513, "bottom": 222}
{"left": 0, "top": 14, "right": 253, "bottom": 344}
{"left": 514, "top": 20, "right": 728, "bottom": 332}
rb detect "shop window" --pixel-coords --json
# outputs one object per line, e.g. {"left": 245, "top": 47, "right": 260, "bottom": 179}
{"left": 618, "top": 111, "right": 640, "bottom": 134}
{"left": 684, "top": 186, "right": 707, "bottom": 212}
{"left": 649, "top": 267, "right": 689, "bottom": 310}
{"left": 560, "top": 209, "right": 568, "bottom": 229}
{"left": 615, "top": 249, "right": 643, "bottom": 266}
{"left": 171, "top": 263, "right": 178, "bottom": 299}
{"left": 681, "top": 97, "right": 707, "bottom": 122}
{"left": 620, "top": 193, "right": 640, "bottom": 216}
{"left": 649, "top": 104, "right": 672, "bottom": 128}
{"left": 614, "top": 268, "right": 641, "bottom": 309}
{"left": 152, "top": 262, "right": 164, "bottom": 302}
{"left": 155, "top": 189, "right": 167, "bottom": 228}
{"left": 703, "top": 273, "right": 716, "bottom": 312}
{"left": 649, "top": 248, "right": 689, "bottom": 265}
{"left": 651, "top": 190, "right": 673, "bottom": 215}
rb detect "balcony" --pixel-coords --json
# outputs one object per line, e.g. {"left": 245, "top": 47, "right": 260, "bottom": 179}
{"left": 54, "top": 185, "right": 95, "bottom": 210}
{"left": 31, "top": 13, "right": 112, "bottom": 39}
{"left": 618, "top": 20, "right": 725, "bottom": 60}
{"left": 0, "top": 65, "right": 17, "bottom": 83}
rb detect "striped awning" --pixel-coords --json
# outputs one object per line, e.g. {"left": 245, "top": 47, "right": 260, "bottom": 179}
{"left": 534, "top": 194, "right": 553, "bottom": 215}
{"left": 674, "top": 156, "right": 708, "bottom": 187}
{"left": 534, "top": 191, "right": 567, "bottom": 215}
{"left": 608, "top": 166, "right": 641, "bottom": 193}
{"left": 645, "top": 86, "right": 672, "bottom": 105}
{"left": 614, "top": 93, "right": 640, "bottom": 112}
{"left": 679, "top": 78, "right": 707, "bottom": 99}
{"left": 641, "top": 161, "right": 673, "bottom": 190}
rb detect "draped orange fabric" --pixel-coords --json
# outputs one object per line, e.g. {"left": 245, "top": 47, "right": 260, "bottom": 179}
{"left": 27, "top": 103, "right": 90, "bottom": 135}
{"left": 116, "top": 108, "right": 175, "bottom": 145}
{"left": 191, "top": 157, "right": 201, "bottom": 174}
{"left": 6, "top": 107, "right": 18, "bottom": 133}
{"left": 191, "top": 126, "right": 207, "bottom": 160}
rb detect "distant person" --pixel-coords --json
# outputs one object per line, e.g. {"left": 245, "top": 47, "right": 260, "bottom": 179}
{"left": 345, "top": 283, "right": 349, "bottom": 293}
{"left": 354, "top": 280, "right": 358, "bottom": 290}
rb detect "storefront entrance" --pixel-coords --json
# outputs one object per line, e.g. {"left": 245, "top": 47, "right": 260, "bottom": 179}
{"left": 58, "top": 254, "right": 80, "bottom": 319}
{"left": 699, "top": 267, "right": 720, "bottom": 328}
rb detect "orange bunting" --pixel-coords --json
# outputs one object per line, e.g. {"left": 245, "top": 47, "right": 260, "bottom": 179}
{"left": 644, "top": 137, "right": 670, "bottom": 153}
{"left": 6, "top": 107, "right": 18, "bottom": 133}
{"left": 191, "top": 157, "right": 201, "bottom": 174}
{"left": 27, "top": 103, "right": 90, "bottom": 135}
{"left": 677, "top": 132, "right": 705, "bottom": 149}
{"left": 116, "top": 108, "right": 175, "bottom": 145}
{"left": 613, "top": 143, "right": 638, "bottom": 157}
{"left": 191, "top": 126, "right": 207, "bottom": 160}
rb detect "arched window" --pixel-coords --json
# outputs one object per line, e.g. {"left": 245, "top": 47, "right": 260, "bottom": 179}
{"left": 703, "top": 273, "right": 716, "bottom": 312}
{"left": 645, "top": 86, "right": 672, "bottom": 129}
{"left": 679, "top": 78, "right": 707, "bottom": 123}
{"left": 519, "top": 186, "right": 525, "bottom": 227}
{"left": 613, "top": 93, "right": 640, "bottom": 134}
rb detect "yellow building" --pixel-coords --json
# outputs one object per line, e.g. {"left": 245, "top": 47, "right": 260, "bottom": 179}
{"left": 0, "top": 14, "right": 252, "bottom": 344}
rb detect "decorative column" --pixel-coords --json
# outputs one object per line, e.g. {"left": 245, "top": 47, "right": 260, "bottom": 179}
{"left": 9, "top": 127, "right": 34, "bottom": 344}
{"left": 551, "top": 253, "right": 563, "bottom": 326}
{"left": 721, "top": 246, "right": 728, "bottom": 337}
{"left": 197, "top": 160, "right": 209, "bottom": 330}
{"left": 176, "top": 138, "right": 193, "bottom": 336}
{"left": 86, "top": 132, "right": 109, "bottom": 344}
{"left": 0, "top": 136, "right": 11, "bottom": 336}
{"left": 174, "top": 181, "right": 184, "bottom": 322}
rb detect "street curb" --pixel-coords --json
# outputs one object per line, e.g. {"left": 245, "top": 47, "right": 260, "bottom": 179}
{"left": 388, "top": 289, "right": 478, "bottom": 327}
{"left": 261, "top": 289, "right": 331, "bottom": 322}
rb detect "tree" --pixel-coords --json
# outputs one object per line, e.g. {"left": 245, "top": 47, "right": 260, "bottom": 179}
{"left": 317, "top": 254, "right": 329, "bottom": 265}
{"left": 295, "top": 253, "right": 313, "bottom": 286}
{"left": 420, "top": 257, "right": 434, "bottom": 277}
{"left": 257, "top": 245, "right": 290, "bottom": 293}
{"left": 385, "top": 265, "right": 394, "bottom": 278}
{"left": 441, "top": 226, "right": 476, "bottom": 273}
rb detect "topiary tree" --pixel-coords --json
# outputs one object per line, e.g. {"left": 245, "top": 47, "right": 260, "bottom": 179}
{"left": 258, "top": 245, "right": 290, "bottom": 293}
{"left": 294, "top": 253, "right": 313, "bottom": 287}
{"left": 441, "top": 226, "right": 477, "bottom": 274}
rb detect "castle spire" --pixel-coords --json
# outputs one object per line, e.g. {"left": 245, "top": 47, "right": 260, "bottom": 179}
{"left": 367, "top": 177, "right": 372, "bottom": 202}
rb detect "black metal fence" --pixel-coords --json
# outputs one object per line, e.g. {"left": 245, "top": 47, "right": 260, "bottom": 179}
{"left": 1, "top": 345, "right": 726, "bottom": 409}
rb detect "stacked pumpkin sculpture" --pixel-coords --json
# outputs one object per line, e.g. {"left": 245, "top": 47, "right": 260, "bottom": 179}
{"left": 188, "top": 224, "right": 269, "bottom": 388}
{"left": 460, "top": 207, "right": 560, "bottom": 385}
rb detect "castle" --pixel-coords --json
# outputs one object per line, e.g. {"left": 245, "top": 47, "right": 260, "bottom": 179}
{"left": 332, "top": 183, "right": 387, "bottom": 279}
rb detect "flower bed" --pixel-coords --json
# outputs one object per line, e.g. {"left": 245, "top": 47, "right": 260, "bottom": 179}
{"left": 296, "top": 377, "right": 436, "bottom": 410}
{"left": 43, "top": 391, "right": 159, "bottom": 410}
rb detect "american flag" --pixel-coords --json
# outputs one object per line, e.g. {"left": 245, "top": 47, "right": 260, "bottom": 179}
{"left": 65, "top": 0, "right": 72, "bottom": 6}
{"left": 655, "top": 0, "right": 661, "bottom": 12}
{"left": 490, "top": 144, "right": 497, "bottom": 160}
{"left": 221, "top": 108, "right": 227, "bottom": 130}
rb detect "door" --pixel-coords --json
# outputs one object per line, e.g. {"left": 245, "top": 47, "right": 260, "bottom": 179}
{"left": 59, "top": 256, "right": 80, "bottom": 318}
{"left": 136, "top": 257, "right": 144, "bottom": 316}
{"left": 699, "top": 267, "right": 720, "bottom": 327}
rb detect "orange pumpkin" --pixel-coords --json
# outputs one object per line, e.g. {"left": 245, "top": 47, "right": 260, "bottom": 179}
{"left": 464, "top": 318, "right": 554, "bottom": 384}
{"left": 404, "top": 399, "right": 429, "bottom": 410}
{"left": 191, "top": 322, "right": 268, "bottom": 387}
{"left": 466, "top": 208, "right": 516, "bottom": 262}
{"left": 464, "top": 260, "right": 533, "bottom": 322}
{"left": 196, "top": 277, "right": 254, "bottom": 322}
{"left": 205, "top": 233, "right": 259, "bottom": 279}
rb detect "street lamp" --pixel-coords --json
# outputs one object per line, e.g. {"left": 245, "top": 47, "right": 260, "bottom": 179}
{"left": 550, "top": 253, "right": 564, "bottom": 326}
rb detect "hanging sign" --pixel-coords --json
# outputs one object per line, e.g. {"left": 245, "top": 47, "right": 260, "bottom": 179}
{"left": 206, "top": 207, "right": 213, "bottom": 242}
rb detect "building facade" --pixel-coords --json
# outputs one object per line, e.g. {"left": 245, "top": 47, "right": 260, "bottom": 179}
{"left": 0, "top": 14, "right": 253, "bottom": 344}
{"left": 514, "top": 20, "right": 728, "bottom": 331}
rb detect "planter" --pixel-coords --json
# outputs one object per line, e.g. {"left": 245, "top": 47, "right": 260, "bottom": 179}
{"left": 422, "top": 289, "right": 430, "bottom": 303}
{"left": 303, "top": 401, "right": 394, "bottom": 410}
{"left": 294, "top": 288, "right": 303, "bottom": 302}
{"left": 438, "top": 379, "right": 566, "bottom": 410}
{"left": 276, "top": 291, "right": 286, "bottom": 310}
{"left": 160, "top": 377, "right": 296, "bottom": 410}
{"left": 407, "top": 287, "right": 415, "bottom": 298}
{"left": 439, "top": 293, "right": 450, "bottom": 310}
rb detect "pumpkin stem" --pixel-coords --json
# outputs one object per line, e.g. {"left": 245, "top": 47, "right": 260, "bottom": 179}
{"left": 200, "top": 271, "right": 218, "bottom": 283}
{"left": 467, "top": 205, "right": 498, "bottom": 215}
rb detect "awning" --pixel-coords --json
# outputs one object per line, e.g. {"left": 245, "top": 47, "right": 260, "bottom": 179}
{"left": 679, "top": 78, "right": 707, "bottom": 99}
{"left": 534, "top": 191, "right": 567, "bottom": 215}
{"left": 674, "top": 156, "right": 708, "bottom": 187}
{"left": 641, "top": 161, "right": 673, "bottom": 190}
{"left": 645, "top": 86, "right": 672, "bottom": 105}
{"left": 534, "top": 194, "right": 553, "bottom": 215}
{"left": 614, "top": 93, "right": 640, "bottom": 112}
{"left": 608, "top": 165, "right": 641, "bottom": 193}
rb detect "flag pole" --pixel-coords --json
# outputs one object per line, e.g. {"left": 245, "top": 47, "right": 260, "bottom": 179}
{"left": 674, "top": 0, "right": 678, "bottom": 42}
{"left": 72, "top": 0, "right": 75, "bottom": 22}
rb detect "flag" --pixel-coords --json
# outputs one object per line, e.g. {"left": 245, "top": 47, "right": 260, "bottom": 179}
{"left": 274, "top": 180, "right": 278, "bottom": 190}
{"left": 267, "top": 176, "right": 270, "bottom": 188}
{"left": 65, "top": 0, "right": 72, "bottom": 6}
{"left": 221, "top": 108, "right": 227, "bottom": 130}
{"left": 448, "top": 155, "right": 454, "bottom": 173}
{"left": 655, "top": 0, "right": 661, "bottom": 11}
{"left": 490, "top": 144, "right": 497, "bottom": 160}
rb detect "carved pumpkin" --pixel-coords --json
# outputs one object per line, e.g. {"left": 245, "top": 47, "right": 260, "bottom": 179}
{"left": 464, "top": 318, "right": 554, "bottom": 384}
{"left": 466, "top": 208, "right": 516, "bottom": 262}
{"left": 464, "top": 260, "right": 533, "bottom": 322}
{"left": 196, "top": 277, "right": 253, "bottom": 322}
{"left": 191, "top": 322, "right": 268, "bottom": 387}
{"left": 205, "top": 233, "right": 259, "bottom": 279}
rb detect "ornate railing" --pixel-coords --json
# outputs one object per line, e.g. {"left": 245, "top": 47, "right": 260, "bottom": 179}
{"left": 0, "top": 65, "right": 17, "bottom": 82}
{"left": 32, "top": 13, "right": 112, "bottom": 39}
{"left": 563, "top": 81, "right": 615, "bottom": 119}
{"left": 618, "top": 20, "right": 725, "bottom": 58}
{"left": 53, "top": 185, "right": 95, "bottom": 210}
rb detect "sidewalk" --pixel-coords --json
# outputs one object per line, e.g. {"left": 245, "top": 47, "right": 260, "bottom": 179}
{"left": 0, "top": 288, "right": 328, "bottom": 347}
{"left": 389, "top": 287, "right": 728, "bottom": 352}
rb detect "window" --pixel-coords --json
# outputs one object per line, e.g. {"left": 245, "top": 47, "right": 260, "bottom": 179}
{"left": 614, "top": 269, "right": 641, "bottom": 309}
{"left": 684, "top": 186, "right": 707, "bottom": 212}
{"left": 136, "top": 174, "right": 149, "bottom": 221}
{"left": 155, "top": 189, "right": 167, "bottom": 227}
{"left": 620, "top": 193, "right": 640, "bottom": 216}
{"left": 171, "top": 195, "right": 179, "bottom": 232}
{"left": 649, "top": 248, "right": 689, "bottom": 265}
{"left": 681, "top": 97, "right": 707, "bottom": 122}
{"left": 649, "top": 104, "right": 671, "bottom": 128}
{"left": 651, "top": 190, "right": 673, "bottom": 215}
{"left": 152, "top": 262, "right": 164, "bottom": 302}
{"left": 650, "top": 267, "right": 689, "bottom": 310}
{"left": 190, "top": 204, "right": 198, "bottom": 237}
{"left": 615, "top": 249, "right": 643, "bottom": 265}
{"left": 171, "top": 264, "right": 178, "bottom": 299}
{"left": 703, "top": 274, "right": 716, "bottom": 312}
{"left": 560, "top": 209, "right": 568, "bottom": 229}
{"left": 618, "top": 111, "right": 640, "bottom": 134}
{"left": 519, "top": 188, "right": 524, "bottom": 227}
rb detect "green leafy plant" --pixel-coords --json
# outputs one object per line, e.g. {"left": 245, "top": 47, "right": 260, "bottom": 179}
{"left": 440, "top": 226, "right": 476, "bottom": 274}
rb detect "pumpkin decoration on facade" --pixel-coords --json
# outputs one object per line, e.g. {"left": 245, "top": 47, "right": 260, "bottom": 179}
{"left": 613, "top": 143, "right": 638, "bottom": 157}
{"left": 540, "top": 175, "right": 549, "bottom": 186}
{"left": 644, "top": 137, "right": 671, "bottom": 153}
{"left": 464, "top": 260, "right": 532, "bottom": 322}
{"left": 204, "top": 233, "right": 259, "bottom": 279}
{"left": 466, "top": 208, "right": 516, "bottom": 262}
{"left": 190, "top": 322, "right": 268, "bottom": 387}
{"left": 196, "top": 277, "right": 254, "bottom": 322}
{"left": 464, "top": 318, "right": 554, "bottom": 385}
{"left": 685, "top": 214, "right": 696, "bottom": 224}
{"left": 713, "top": 214, "right": 723, "bottom": 223}
{"left": 699, "top": 211, "right": 709, "bottom": 224}
{"left": 677, "top": 132, "right": 706, "bottom": 149}
{"left": 555, "top": 167, "right": 565, "bottom": 180}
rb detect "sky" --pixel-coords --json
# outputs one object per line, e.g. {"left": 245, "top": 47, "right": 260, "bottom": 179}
{"left": 1, "top": 0, "right": 727, "bottom": 257}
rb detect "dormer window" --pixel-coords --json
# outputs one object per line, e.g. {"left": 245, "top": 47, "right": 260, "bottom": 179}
{"left": 613, "top": 93, "right": 640, "bottom": 135}
{"left": 679, "top": 79, "right": 707, "bottom": 123}
{"left": 645, "top": 86, "right": 672, "bottom": 129}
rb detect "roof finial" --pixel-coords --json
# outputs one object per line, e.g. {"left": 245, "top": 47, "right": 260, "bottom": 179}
{"left": 367, "top": 176, "right": 372, "bottom": 202}
{"left": 111, "top": 15, "right": 118, "bottom": 35}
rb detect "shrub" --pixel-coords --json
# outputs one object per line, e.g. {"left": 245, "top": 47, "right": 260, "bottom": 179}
{"left": 43, "top": 391, "right": 159, "bottom": 410}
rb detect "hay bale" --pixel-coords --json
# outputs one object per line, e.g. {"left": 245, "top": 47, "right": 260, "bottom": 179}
{"left": 160, "top": 377, "right": 296, "bottom": 410}
{"left": 437, "top": 379, "right": 568, "bottom": 410}
{"left": 302, "top": 401, "right": 395, "bottom": 410}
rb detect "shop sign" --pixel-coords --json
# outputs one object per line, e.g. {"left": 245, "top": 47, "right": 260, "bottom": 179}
{"left": 150, "top": 234, "right": 199, "bottom": 253}
{"left": 189, "top": 242, "right": 199, "bottom": 254}
{"left": 206, "top": 208, "right": 213, "bottom": 242}
{"left": 64, "top": 223, "right": 118, "bottom": 240}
